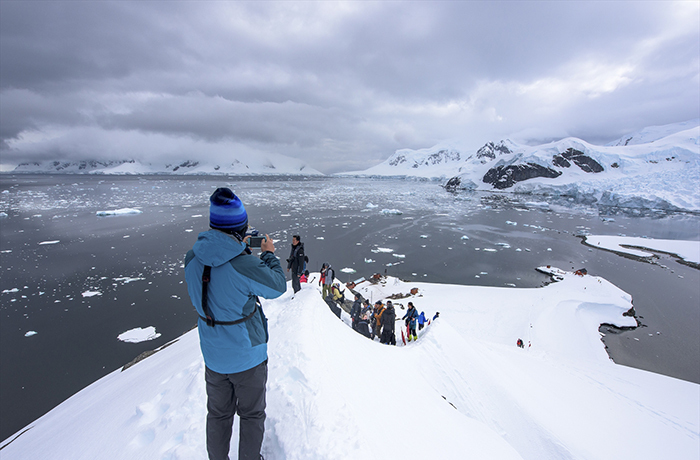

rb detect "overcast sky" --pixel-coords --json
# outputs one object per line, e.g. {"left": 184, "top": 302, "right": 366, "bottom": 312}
{"left": 1, "top": 1, "right": 698, "bottom": 173}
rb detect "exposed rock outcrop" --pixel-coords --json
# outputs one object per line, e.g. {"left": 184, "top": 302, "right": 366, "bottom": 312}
{"left": 483, "top": 163, "right": 562, "bottom": 189}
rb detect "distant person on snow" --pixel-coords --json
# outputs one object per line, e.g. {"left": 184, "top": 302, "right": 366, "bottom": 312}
{"left": 373, "top": 301, "right": 385, "bottom": 341}
{"left": 331, "top": 282, "right": 345, "bottom": 304}
{"left": 403, "top": 302, "right": 419, "bottom": 341}
{"left": 356, "top": 312, "right": 372, "bottom": 338}
{"left": 350, "top": 293, "right": 362, "bottom": 331}
{"left": 184, "top": 187, "right": 286, "bottom": 460}
{"left": 320, "top": 263, "right": 335, "bottom": 299}
{"left": 286, "top": 235, "right": 306, "bottom": 294}
{"left": 418, "top": 311, "right": 428, "bottom": 330}
{"left": 380, "top": 300, "right": 396, "bottom": 345}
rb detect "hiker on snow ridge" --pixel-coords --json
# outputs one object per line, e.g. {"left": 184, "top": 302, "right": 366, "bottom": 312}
{"left": 403, "top": 301, "right": 419, "bottom": 342}
{"left": 380, "top": 300, "right": 396, "bottom": 345}
{"left": 184, "top": 187, "right": 286, "bottom": 460}
{"left": 286, "top": 234, "right": 306, "bottom": 294}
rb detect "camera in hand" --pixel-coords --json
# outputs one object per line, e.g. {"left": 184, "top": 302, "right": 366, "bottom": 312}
{"left": 246, "top": 228, "right": 265, "bottom": 248}
{"left": 248, "top": 236, "right": 265, "bottom": 248}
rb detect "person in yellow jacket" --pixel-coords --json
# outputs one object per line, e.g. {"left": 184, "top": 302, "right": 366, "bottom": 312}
{"left": 372, "top": 301, "right": 385, "bottom": 341}
{"left": 331, "top": 282, "right": 345, "bottom": 304}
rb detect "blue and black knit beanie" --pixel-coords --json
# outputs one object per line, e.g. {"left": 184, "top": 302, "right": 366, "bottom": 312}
{"left": 209, "top": 187, "right": 248, "bottom": 233}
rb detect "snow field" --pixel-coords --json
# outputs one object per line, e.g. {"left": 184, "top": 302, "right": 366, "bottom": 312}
{"left": 1, "top": 271, "right": 698, "bottom": 460}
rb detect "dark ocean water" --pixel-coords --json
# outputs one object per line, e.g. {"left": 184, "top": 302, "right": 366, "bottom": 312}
{"left": 1, "top": 174, "right": 698, "bottom": 440}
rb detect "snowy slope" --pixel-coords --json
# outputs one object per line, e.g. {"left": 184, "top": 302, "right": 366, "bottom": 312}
{"left": 2, "top": 269, "right": 697, "bottom": 460}
{"left": 7, "top": 154, "right": 323, "bottom": 176}
{"left": 339, "top": 142, "right": 468, "bottom": 179}
{"left": 606, "top": 119, "right": 700, "bottom": 146}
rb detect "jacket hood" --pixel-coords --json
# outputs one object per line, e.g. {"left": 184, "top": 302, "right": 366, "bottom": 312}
{"left": 192, "top": 229, "right": 246, "bottom": 267}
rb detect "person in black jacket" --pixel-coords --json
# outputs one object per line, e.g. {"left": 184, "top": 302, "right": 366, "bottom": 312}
{"left": 286, "top": 235, "right": 305, "bottom": 293}
{"left": 349, "top": 293, "right": 362, "bottom": 330}
{"left": 356, "top": 312, "right": 371, "bottom": 339}
{"left": 380, "top": 300, "right": 396, "bottom": 345}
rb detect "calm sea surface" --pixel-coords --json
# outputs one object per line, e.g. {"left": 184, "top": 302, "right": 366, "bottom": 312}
{"left": 1, "top": 174, "right": 698, "bottom": 440}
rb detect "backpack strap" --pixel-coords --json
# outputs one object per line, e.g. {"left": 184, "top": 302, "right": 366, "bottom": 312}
{"left": 200, "top": 264, "right": 259, "bottom": 327}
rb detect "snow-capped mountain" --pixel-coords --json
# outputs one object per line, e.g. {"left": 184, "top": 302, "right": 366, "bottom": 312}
{"left": 342, "top": 120, "right": 700, "bottom": 212}
{"left": 8, "top": 155, "right": 323, "bottom": 176}
{"left": 340, "top": 143, "right": 467, "bottom": 179}
{"left": 606, "top": 119, "right": 700, "bottom": 146}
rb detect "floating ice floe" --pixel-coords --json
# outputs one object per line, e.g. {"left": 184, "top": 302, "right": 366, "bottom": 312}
{"left": 117, "top": 326, "right": 161, "bottom": 343}
{"left": 366, "top": 203, "right": 378, "bottom": 208}
{"left": 96, "top": 208, "right": 143, "bottom": 217}
{"left": 0, "top": 212, "right": 8, "bottom": 218}
{"left": 112, "top": 276, "right": 145, "bottom": 284}
{"left": 340, "top": 268, "right": 356, "bottom": 274}
{"left": 381, "top": 209, "right": 402, "bottom": 215}
{"left": 392, "top": 254, "right": 406, "bottom": 258}
{"left": 1, "top": 250, "right": 12, "bottom": 253}
{"left": 24, "top": 331, "right": 38, "bottom": 337}
{"left": 496, "top": 243, "right": 511, "bottom": 248}
{"left": 583, "top": 235, "right": 700, "bottom": 264}
{"left": 482, "top": 248, "right": 497, "bottom": 252}
{"left": 506, "top": 221, "right": 517, "bottom": 226}
{"left": 191, "top": 214, "right": 203, "bottom": 218}
{"left": 460, "top": 235, "right": 469, "bottom": 240}
{"left": 420, "top": 235, "right": 429, "bottom": 239}
{"left": 316, "top": 237, "right": 325, "bottom": 240}
{"left": 371, "top": 247, "right": 394, "bottom": 253}
{"left": 81, "top": 291, "right": 102, "bottom": 298}
{"left": 2, "top": 288, "right": 19, "bottom": 294}
{"left": 547, "top": 248, "right": 553, "bottom": 252}
{"left": 364, "top": 258, "right": 375, "bottom": 263}
{"left": 38, "top": 240, "right": 60, "bottom": 245}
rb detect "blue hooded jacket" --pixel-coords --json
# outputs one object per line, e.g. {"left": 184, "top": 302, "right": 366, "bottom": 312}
{"left": 185, "top": 230, "right": 286, "bottom": 374}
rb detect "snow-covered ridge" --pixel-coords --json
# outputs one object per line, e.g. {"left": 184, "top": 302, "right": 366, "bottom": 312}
{"left": 2, "top": 272, "right": 698, "bottom": 459}
{"left": 7, "top": 155, "right": 323, "bottom": 176}
{"left": 343, "top": 120, "right": 700, "bottom": 212}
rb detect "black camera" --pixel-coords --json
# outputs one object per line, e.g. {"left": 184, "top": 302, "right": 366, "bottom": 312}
{"left": 248, "top": 235, "right": 266, "bottom": 248}
{"left": 246, "top": 228, "right": 266, "bottom": 248}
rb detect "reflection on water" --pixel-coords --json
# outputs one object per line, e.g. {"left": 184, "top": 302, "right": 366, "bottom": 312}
{"left": 1, "top": 174, "right": 698, "bottom": 440}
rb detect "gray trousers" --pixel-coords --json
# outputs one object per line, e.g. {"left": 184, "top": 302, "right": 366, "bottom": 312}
{"left": 205, "top": 361, "right": 267, "bottom": 460}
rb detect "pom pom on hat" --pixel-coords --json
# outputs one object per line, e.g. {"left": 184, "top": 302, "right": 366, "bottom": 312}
{"left": 209, "top": 187, "right": 248, "bottom": 232}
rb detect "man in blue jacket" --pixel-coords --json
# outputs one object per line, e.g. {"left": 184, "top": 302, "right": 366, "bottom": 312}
{"left": 185, "top": 187, "right": 286, "bottom": 460}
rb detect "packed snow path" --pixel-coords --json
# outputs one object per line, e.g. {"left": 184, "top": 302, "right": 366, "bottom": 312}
{"left": 1, "top": 271, "right": 698, "bottom": 459}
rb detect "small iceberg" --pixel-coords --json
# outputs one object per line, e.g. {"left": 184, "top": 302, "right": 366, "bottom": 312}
{"left": 366, "top": 203, "right": 378, "bottom": 208}
{"left": 460, "top": 235, "right": 470, "bottom": 240}
{"left": 381, "top": 209, "right": 403, "bottom": 215}
{"left": 117, "top": 326, "right": 161, "bottom": 343}
{"left": 24, "top": 331, "right": 38, "bottom": 337}
{"left": 96, "top": 208, "right": 143, "bottom": 217}
{"left": 364, "top": 258, "right": 375, "bottom": 263}
{"left": 81, "top": 290, "right": 102, "bottom": 298}
{"left": 506, "top": 221, "right": 517, "bottom": 226}
{"left": 340, "top": 268, "right": 356, "bottom": 274}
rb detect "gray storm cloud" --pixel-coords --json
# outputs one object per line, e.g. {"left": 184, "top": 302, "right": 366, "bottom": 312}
{"left": 1, "top": 1, "right": 698, "bottom": 173}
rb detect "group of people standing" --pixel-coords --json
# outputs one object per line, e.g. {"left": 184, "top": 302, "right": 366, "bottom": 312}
{"left": 349, "top": 295, "right": 432, "bottom": 345}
